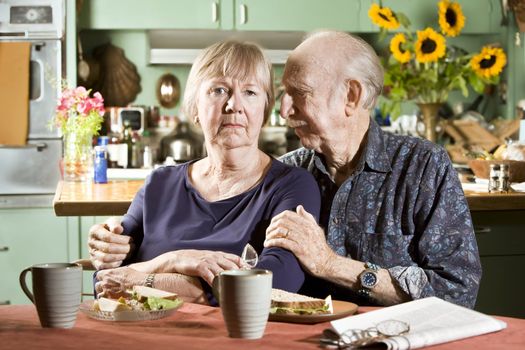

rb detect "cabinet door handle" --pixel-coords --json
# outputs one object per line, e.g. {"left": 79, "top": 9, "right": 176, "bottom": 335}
{"left": 0, "top": 300, "right": 11, "bottom": 305}
{"left": 0, "top": 246, "right": 9, "bottom": 252}
{"left": 211, "top": 1, "right": 218, "bottom": 23}
{"left": 239, "top": 4, "right": 247, "bottom": 24}
{"left": 474, "top": 226, "right": 491, "bottom": 235}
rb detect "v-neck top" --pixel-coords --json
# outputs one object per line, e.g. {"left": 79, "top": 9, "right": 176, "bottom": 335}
{"left": 122, "top": 158, "right": 321, "bottom": 292}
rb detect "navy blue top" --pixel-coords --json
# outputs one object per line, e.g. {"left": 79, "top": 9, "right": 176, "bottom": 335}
{"left": 121, "top": 158, "right": 321, "bottom": 293}
{"left": 280, "top": 119, "right": 481, "bottom": 308}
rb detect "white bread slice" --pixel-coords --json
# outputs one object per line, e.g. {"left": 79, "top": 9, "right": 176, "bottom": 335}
{"left": 271, "top": 288, "right": 327, "bottom": 310}
{"left": 95, "top": 297, "right": 132, "bottom": 312}
{"left": 132, "top": 285, "right": 178, "bottom": 301}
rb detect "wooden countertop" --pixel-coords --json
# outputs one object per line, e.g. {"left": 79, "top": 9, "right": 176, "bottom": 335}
{"left": 53, "top": 180, "right": 525, "bottom": 216}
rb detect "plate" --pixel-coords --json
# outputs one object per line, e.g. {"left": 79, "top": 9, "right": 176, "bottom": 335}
{"left": 79, "top": 299, "right": 183, "bottom": 322}
{"left": 268, "top": 300, "right": 358, "bottom": 324}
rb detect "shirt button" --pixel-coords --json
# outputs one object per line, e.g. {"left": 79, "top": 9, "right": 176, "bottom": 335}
{"left": 332, "top": 217, "right": 339, "bottom": 224}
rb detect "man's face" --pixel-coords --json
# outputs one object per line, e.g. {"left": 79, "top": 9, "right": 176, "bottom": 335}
{"left": 280, "top": 56, "right": 346, "bottom": 152}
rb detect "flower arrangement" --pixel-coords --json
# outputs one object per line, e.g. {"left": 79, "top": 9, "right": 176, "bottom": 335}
{"left": 368, "top": 0, "right": 507, "bottom": 118}
{"left": 52, "top": 86, "right": 105, "bottom": 139}
{"left": 51, "top": 86, "right": 105, "bottom": 181}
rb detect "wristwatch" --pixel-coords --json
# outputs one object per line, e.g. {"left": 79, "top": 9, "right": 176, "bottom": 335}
{"left": 145, "top": 273, "right": 155, "bottom": 288}
{"left": 358, "top": 262, "right": 380, "bottom": 298}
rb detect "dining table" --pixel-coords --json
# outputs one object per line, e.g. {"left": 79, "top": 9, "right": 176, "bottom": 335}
{"left": 1, "top": 303, "right": 524, "bottom": 350}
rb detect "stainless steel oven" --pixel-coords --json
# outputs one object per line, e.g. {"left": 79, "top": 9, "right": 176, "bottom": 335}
{"left": 0, "top": 0, "right": 64, "bottom": 206}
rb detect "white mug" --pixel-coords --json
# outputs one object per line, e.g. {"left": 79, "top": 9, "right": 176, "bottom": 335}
{"left": 19, "top": 263, "right": 82, "bottom": 328}
{"left": 215, "top": 269, "right": 273, "bottom": 339}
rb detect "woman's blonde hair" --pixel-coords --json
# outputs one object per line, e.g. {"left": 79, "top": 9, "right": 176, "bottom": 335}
{"left": 182, "top": 40, "right": 275, "bottom": 124}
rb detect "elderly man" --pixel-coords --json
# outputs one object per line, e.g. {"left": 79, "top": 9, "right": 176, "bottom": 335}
{"left": 264, "top": 30, "right": 481, "bottom": 308}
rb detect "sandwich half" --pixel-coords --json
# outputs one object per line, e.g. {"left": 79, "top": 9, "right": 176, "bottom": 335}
{"left": 270, "top": 288, "right": 333, "bottom": 315}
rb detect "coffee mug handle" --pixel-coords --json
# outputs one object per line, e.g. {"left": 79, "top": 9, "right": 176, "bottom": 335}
{"left": 19, "top": 267, "right": 34, "bottom": 303}
{"left": 211, "top": 275, "right": 220, "bottom": 305}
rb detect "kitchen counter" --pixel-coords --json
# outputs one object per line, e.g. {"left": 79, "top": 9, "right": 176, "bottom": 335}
{"left": 53, "top": 180, "right": 525, "bottom": 216}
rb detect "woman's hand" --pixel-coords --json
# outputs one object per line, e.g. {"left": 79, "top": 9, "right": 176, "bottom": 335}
{"left": 88, "top": 217, "right": 134, "bottom": 270}
{"left": 264, "top": 205, "right": 337, "bottom": 277}
{"left": 162, "top": 249, "right": 243, "bottom": 285}
{"left": 95, "top": 266, "right": 146, "bottom": 299}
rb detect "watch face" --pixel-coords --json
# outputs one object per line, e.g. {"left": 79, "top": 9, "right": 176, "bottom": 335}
{"left": 361, "top": 271, "right": 378, "bottom": 288}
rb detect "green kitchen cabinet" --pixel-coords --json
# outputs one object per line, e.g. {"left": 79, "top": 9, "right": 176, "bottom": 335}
{"left": 360, "top": 0, "right": 501, "bottom": 34}
{"left": 472, "top": 210, "right": 525, "bottom": 318}
{"left": 234, "top": 0, "right": 360, "bottom": 32}
{"left": 78, "top": 0, "right": 226, "bottom": 30}
{"left": 0, "top": 208, "right": 79, "bottom": 305}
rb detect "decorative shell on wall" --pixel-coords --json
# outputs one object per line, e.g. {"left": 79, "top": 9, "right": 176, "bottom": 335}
{"left": 89, "top": 43, "right": 141, "bottom": 107}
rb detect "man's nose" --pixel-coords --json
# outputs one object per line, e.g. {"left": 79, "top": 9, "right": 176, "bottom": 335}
{"left": 225, "top": 89, "right": 243, "bottom": 113}
{"left": 280, "top": 93, "right": 294, "bottom": 119}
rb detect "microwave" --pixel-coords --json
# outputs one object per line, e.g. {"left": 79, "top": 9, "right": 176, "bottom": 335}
{"left": 108, "top": 107, "right": 144, "bottom": 133}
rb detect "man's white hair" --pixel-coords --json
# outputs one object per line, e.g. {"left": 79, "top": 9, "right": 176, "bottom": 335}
{"left": 304, "top": 31, "right": 384, "bottom": 110}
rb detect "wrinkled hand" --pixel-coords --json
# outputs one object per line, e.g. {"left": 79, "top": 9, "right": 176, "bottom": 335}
{"left": 88, "top": 217, "right": 134, "bottom": 270}
{"left": 95, "top": 266, "right": 146, "bottom": 299}
{"left": 170, "top": 249, "right": 243, "bottom": 286}
{"left": 264, "top": 205, "right": 336, "bottom": 277}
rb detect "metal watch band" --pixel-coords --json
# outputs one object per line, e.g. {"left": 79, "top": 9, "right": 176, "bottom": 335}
{"left": 365, "top": 262, "right": 380, "bottom": 271}
{"left": 145, "top": 273, "right": 155, "bottom": 288}
{"left": 358, "top": 262, "right": 381, "bottom": 299}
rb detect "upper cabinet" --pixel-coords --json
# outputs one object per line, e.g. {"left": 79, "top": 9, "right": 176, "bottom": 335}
{"left": 234, "top": 0, "right": 360, "bottom": 32}
{"left": 78, "top": 0, "right": 502, "bottom": 33}
{"left": 78, "top": 0, "right": 223, "bottom": 30}
{"left": 360, "top": 0, "right": 501, "bottom": 34}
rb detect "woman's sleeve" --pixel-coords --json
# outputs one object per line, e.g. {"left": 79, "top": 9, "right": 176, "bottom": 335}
{"left": 256, "top": 169, "right": 321, "bottom": 292}
{"left": 120, "top": 179, "right": 147, "bottom": 264}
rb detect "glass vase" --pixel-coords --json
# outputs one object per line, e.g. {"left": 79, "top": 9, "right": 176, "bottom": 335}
{"left": 63, "top": 132, "right": 93, "bottom": 182}
{"left": 416, "top": 102, "right": 442, "bottom": 143}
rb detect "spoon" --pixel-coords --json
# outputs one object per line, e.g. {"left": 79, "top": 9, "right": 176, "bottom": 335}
{"left": 241, "top": 243, "right": 258, "bottom": 269}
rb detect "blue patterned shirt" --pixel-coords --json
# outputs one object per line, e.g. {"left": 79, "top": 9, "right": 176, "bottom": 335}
{"left": 279, "top": 119, "right": 482, "bottom": 308}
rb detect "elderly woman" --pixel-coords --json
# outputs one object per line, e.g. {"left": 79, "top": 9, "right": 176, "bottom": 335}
{"left": 89, "top": 40, "right": 320, "bottom": 304}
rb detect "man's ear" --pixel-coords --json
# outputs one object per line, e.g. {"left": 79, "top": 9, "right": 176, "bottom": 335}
{"left": 344, "top": 79, "right": 362, "bottom": 117}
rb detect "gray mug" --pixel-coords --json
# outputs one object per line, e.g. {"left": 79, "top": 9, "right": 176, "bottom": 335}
{"left": 19, "top": 263, "right": 82, "bottom": 328}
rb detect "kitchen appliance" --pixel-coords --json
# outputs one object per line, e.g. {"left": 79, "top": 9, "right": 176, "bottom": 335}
{"left": 106, "top": 106, "right": 145, "bottom": 134}
{"left": 0, "top": 0, "right": 64, "bottom": 206}
{"left": 160, "top": 122, "right": 203, "bottom": 163}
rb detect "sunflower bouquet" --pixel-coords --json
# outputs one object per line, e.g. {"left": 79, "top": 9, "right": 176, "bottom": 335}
{"left": 369, "top": 0, "right": 507, "bottom": 118}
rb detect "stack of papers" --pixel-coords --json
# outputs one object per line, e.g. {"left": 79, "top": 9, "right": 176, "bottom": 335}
{"left": 330, "top": 297, "right": 506, "bottom": 350}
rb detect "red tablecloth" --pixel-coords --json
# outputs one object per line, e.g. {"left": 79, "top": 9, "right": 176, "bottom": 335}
{"left": 0, "top": 304, "right": 524, "bottom": 350}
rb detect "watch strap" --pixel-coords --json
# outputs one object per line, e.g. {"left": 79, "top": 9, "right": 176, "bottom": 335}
{"left": 145, "top": 273, "right": 155, "bottom": 288}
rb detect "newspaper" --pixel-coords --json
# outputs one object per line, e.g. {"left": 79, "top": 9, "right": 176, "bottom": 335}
{"left": 330, "top": 297, "right": 507, "bottom": 350}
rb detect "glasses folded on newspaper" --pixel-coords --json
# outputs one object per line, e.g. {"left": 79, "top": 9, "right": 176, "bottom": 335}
{"left": 320, "top": 319, "right": 410, "bottom": 349}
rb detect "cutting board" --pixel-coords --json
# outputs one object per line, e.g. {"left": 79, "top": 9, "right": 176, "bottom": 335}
{"left": 0, "top": 42, "right": 31, "bottom": 146}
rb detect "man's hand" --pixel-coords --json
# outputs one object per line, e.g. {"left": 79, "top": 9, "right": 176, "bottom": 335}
{"left": 264, "top": 205, "right": 336, "bottom": 277}
{"left": 88, "top": 217, "right": 134, "bottom": 270}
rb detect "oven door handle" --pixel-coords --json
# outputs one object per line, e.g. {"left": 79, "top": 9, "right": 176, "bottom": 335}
{"left": 0, "top": 143, "right": 48, "bottom": 152}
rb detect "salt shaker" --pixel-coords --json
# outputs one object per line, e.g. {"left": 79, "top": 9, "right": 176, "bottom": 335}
{"left": 488, "top": 163, "right": 500, "bottom": 193}
{"left": 498, "top": 163, "right": 510, "bottom": 192}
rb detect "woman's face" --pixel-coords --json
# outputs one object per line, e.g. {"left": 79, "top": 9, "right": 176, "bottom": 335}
{"left": 196, "top": 76, "right": 267, "bottom": 151}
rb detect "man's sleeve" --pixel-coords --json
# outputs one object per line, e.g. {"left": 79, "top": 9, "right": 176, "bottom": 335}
{"left": 388, "top": 148, "right": 482, "bottom": 308}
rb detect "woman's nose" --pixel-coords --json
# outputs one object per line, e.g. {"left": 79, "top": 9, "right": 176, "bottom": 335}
{"left": 280, "top": 93, "right": 294, "bottom": 119}
{"left": 225, "top": 90, "right": 243, "bottom": 114}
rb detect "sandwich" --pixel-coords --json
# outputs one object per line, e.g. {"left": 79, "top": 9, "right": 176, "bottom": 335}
{"left": 94, "top": 286, "right": 183, "bottom": 312}
{"left": 270, "top": 288, "right": 333, "bottom": 315}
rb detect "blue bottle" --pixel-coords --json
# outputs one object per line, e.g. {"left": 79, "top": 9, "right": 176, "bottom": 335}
{"left": 93, "top": 146, "right": 108, "bottom": 184}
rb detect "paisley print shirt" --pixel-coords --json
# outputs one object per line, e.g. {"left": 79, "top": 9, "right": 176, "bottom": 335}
{"left": 279, "top": 119, "right": 482, "bottom": 308}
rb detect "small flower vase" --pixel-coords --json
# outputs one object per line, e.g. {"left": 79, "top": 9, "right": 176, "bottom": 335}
{"left": 416, "top": 102, "right": 442, "bottom": 143}
{"left": 63, "top": 131, "right": 93, "bottom": 182}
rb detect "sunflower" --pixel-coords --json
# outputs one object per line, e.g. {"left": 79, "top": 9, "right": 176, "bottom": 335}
{"left": 390, "top": 33, "right": 411, "bottom": 63}
{"left": 438, "top": 0, "right": 466, "bottom": 37}
{"left": 415, "top": 28, "right": 446, "bottom": 63}
{"left": 470, "top": 46, "right": 507, "bottom": 79}
{"left": 368, "top": 3, "right": 400, "bottom": 30}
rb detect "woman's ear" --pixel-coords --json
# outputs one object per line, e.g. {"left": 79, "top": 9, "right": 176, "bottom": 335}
{"left": 344, "top": 80, "right": 362, "bottom": 117}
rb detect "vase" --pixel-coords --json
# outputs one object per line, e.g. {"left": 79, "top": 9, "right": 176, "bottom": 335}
{"left": 63, "top": 132, "right": 93, "bottom": 182}
{"left": 416, "top": 102, "right": 442, "bottom": 143}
